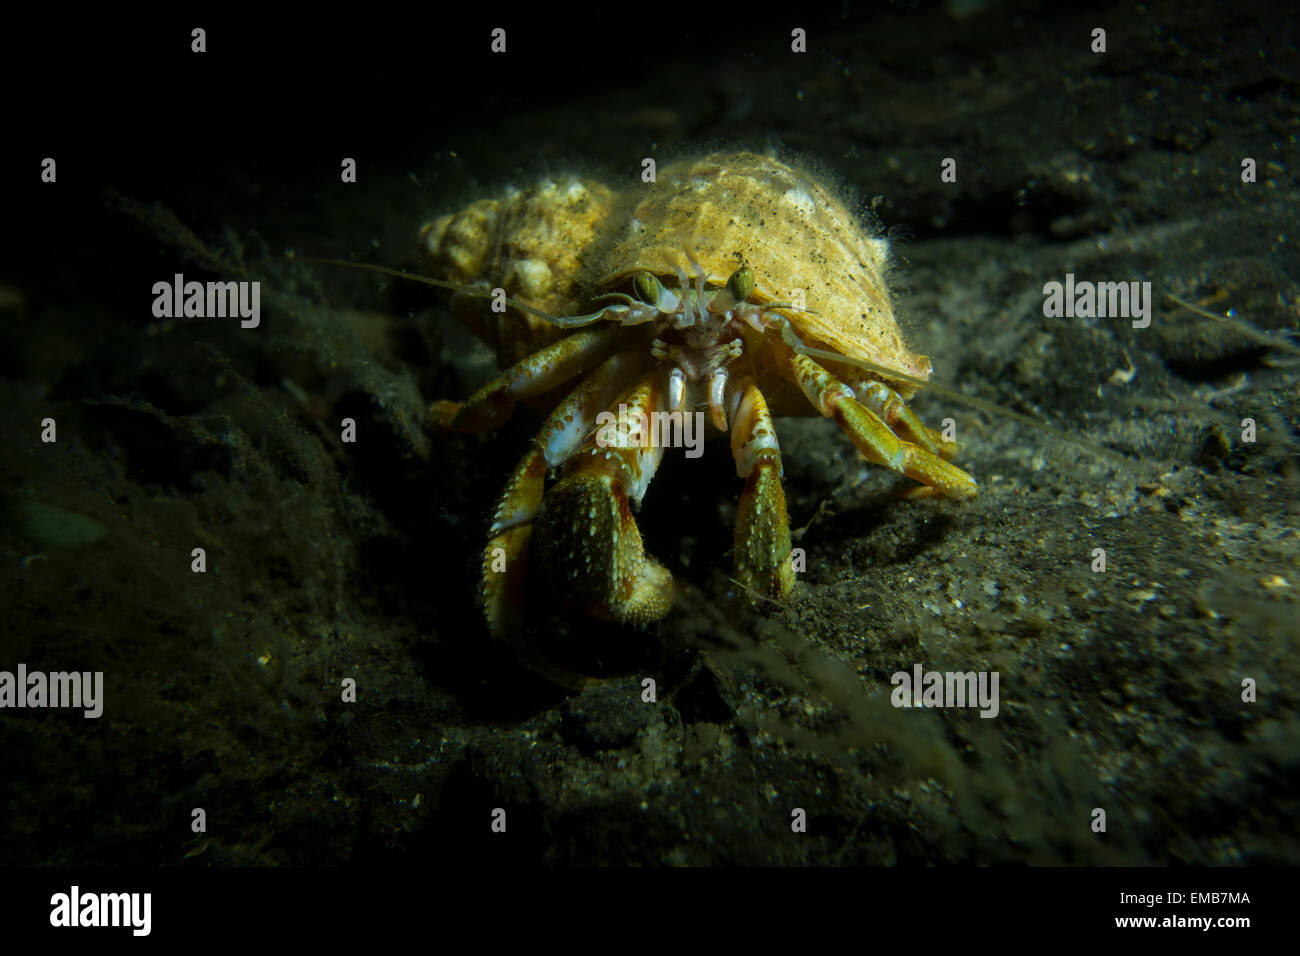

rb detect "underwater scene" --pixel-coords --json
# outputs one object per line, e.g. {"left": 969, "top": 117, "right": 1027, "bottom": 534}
{"left": 3, "top": 1, "right": 1297, "bottom": 875}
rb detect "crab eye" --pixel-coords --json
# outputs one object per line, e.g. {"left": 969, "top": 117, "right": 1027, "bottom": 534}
{"left": 632, "top": 271, "right": 663, "bottom": 305}
{"left": 727, "top": 265, "right": 755, "bottom": 303}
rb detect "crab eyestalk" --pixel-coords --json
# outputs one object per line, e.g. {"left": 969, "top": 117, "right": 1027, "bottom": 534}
{"left": 627, "top": 269, "right": 680, "bottom": 316}
{"left": 728, "top": 264, "right": 755, "bottom": 302}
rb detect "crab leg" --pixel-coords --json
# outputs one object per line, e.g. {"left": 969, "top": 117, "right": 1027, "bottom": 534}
{"left": 854, "top": 380, "right": 958, "bottom": 460}
{"left": 775, "top": 342, "right": 977, "bottom": 498}
{"left": 481, "top": 352, "right": 643, "bottom": 638}
{"left": 530, "top": 368, "right": 674, "bottom": 623}
{"left": 430, "top": 327, "right": 617, "bottom": 432}
{"left": 729, "top": 378, "right": 794, "bottom": 603}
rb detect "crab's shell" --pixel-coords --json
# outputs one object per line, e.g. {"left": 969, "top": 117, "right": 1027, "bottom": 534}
{"left": 421, "top": 176, "right": 616, "bottom": 362}
{"left": 422, "top": 152, "right": 931, "bottom": 409}
{"left": 597, "top": 153, "right": 932, "bottom": 409}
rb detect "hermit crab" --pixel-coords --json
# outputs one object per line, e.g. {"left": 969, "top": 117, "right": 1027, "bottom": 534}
{"left": 418, "top": 151, "right": 977, "bottom": 639}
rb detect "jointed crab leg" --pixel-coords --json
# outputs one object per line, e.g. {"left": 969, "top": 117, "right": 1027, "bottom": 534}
{"left": 530, "top": 369, "right": 674, "bottom": 623}
{"left": 729, "top": 378, "right": 794, "bottom": 603}
{"left": 481, "top": 352, "right": 643, "bottom": 637}
{"left": 430, "top": 327, "right": 617, "bottom": 432}
{"left": 854, "top": 380, "right": 958, "bottom": 460}
{"left": 775, "top": 341, "right": 978, "bottom": 498}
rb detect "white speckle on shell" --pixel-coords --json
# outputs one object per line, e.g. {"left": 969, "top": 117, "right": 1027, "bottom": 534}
{"left": 783, "top": 187, "right": 816, "bottom": 217}
{"left": 511, "top": 258, "right": 552, "bottom": 298}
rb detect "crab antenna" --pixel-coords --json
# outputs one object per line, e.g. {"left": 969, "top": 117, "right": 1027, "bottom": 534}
{"left": 290, "top": 256, "right": 605, "bottom": 329}
{"left": 589, "top": 292, "right": 638, "bottom": 307}
{"left": 1166, "top": 293, "right": 1300, "bottom": 357}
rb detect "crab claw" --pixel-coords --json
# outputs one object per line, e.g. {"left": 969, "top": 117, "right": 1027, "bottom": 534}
{"left": 530, "top": 369, "right": 674, "bottom": 623}
{"left": 532, "top": 471, "right": 674, "bottom": 624}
